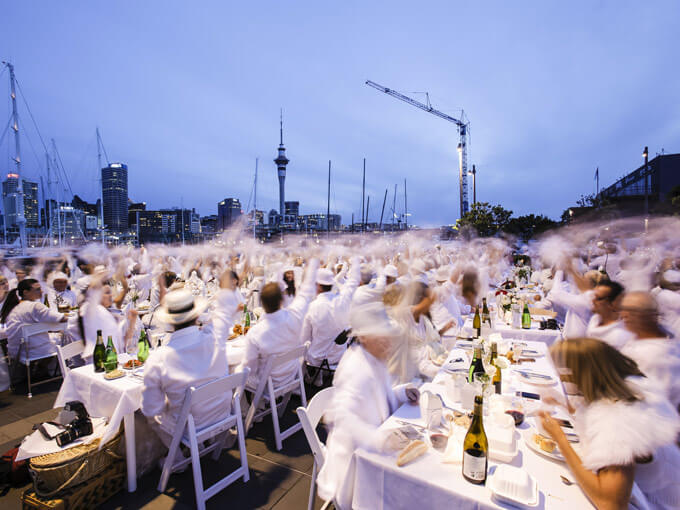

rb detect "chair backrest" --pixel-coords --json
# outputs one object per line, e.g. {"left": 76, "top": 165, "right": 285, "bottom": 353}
{"left": 22, "top": 321, "right": 66, "bottom": 339}
{"left": 56, "top": 340, "right": 85, "bottom": 375}
{"left": 257, "top": 342, "right": 308, "bottom": 389}
{"left": 297, "top": 386, "right": 335, "bottom": 467}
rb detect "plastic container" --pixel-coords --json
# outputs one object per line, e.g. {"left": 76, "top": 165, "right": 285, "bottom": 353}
{"left": 487, "top": 464, "right": 539, "bottom": 508}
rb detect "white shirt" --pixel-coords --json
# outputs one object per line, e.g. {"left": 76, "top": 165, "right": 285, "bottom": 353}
{"left": 6, "top": 300, "right": 64, "bottom": 360}
{"left": 585, "top": 315, "right": 633, "bottom": 350}
{"left": 238, "top": 260, "right": 319, "bottom": 389}
{"left": 317, "top": 344, "right": 409, "bottom": 507}
{"left": 621, "top": 337, "right": 680, "bottom": 409}
{"left": 141, "top": 325, "right": 229, "bottom": 435}
{"left": 302, "top": 261, "right": 360, "bottom": 366}
{"left": 47, "top": 288, "right": 77, "bottom": 309}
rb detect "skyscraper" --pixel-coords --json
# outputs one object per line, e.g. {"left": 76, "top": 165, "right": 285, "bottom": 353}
{"left": 274, "top": 111, "right": 289, "bottom": 216}
{"left": 217, "top": 198, "right": 242, "bottom": 230}
{"left": 2, "top": 175, "right": 38, "bottom": 228}
{"left": 101, "top": 163, "right": 128, "bottom": 232}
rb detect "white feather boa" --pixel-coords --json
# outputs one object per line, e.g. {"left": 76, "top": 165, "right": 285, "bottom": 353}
{"left": 574, "top": 377, "right": 680, "bottom": 473}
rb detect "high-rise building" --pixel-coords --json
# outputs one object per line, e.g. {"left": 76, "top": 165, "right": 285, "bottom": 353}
{"left": 274, "top": 112, "right": 289, "bottom": 216}
{"left": 101, "top": 163, "right": 128, "bottom": 232}
{"left": 2, "top": 175, "right": 39, "bottom": 229}
{"left": 217, "top": 198, "right": 242, "bottom": 230}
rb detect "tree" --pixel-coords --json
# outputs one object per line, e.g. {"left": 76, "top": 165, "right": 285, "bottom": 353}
{"left": 504, "top": 214, "right": 558, "bottom": 240}
{"left": 456, "top": 202, "right": 513, "bottom": 237}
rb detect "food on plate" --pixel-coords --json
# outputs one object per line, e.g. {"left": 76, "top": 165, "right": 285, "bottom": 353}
{"left": 453, "top": 414, "right": 472, "bottom": 428}
{"left": 532, "top": 433, "right": 556, "bottom": 453}
{"left": 104, "top": 369, "right": 124, "bottom": 380}
{"left": 505, "top": 410, "right": 524, "bottom": 426}
{"left": 228, "top": 333, "right": 239, "bottom": 340}
{"left": 396, "top": 440, "right": 428, "bottom": 467}
{"left": 233, "top": 324, "right": 243, "bottom": 335}
{"left": 533, "top": 294, "right": 542, "bottom": 302}
{"left": 244, "top": 326, "right": 250, "bottom": 335}
{"left": 505, "top": 350, "right": 515, "bottom": 363}
{"left": 123, "top": 359, "right": 144, "bottom": 369}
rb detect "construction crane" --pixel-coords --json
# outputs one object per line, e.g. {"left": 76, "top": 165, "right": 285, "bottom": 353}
{"left": 365, "top": 80, "right": 470, "bottom": 218}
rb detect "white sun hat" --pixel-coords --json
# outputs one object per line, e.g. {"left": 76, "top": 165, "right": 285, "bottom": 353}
{"left": 316, "top": 268, "right": 335, "bottom": 286}
{"left": 155, "top": 289, "right": 208, "bottom": 326}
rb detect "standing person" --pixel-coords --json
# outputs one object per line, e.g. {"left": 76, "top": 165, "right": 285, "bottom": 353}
{"left": 281, "top": 267, "right": 296, "bottom": 308}
{"left": 539, "top": 338, "right": 680, "bottom": 510}
{"left": 2, "top": 279, "right": 68, "bottom": 378}
{"left": 620, "top": 291, "right": 680, "bottom": 410}
{"left": 585, "top": 281, "right": 633, "bottom": 349}
{"left": 301, "top": 259, "right": 360, "bottom": 371}
{"left": 317, "top": 303, "right": 420, "bottom": 509}
{"left": 238, "top": 259, "right": 319, "bottom": 390}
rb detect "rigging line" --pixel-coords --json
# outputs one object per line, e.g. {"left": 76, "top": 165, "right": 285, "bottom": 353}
{"left": 14, "top": 78, "right": 49, "bottom": 155}
{"left": 21, "top": 116, "right": 46, "bottom": 175}
{"left": 97, "top": 129, "right": 110, "bottom": 165}
{"left": 0, "top": 115, "right": 12, "bottom": 149}
{"left": 53, "top": 143, "right": 75, "bottom": 198}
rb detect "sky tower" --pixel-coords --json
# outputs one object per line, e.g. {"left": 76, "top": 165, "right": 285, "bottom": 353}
{"left": 274, "top": 110, "right": 289, "bottom": 216}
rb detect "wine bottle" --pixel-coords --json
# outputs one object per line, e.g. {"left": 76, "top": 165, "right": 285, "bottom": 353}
{"left": 43, "top": 293, "right": 50, "bottom": 308}
{"left": 490, "top": 341, "right": 502, "bottom": 394}
{"left": 468, "top": 343, "right": 485, "bottom": 383}
{"left": 137, "top": 329, "right": 150, "bottom": 363}
{"left": 462, "top": 395, "right": 488, "bottom": 484}
{"left": 93, "top": 329, "right": 106, "bottom": 373}
{"left": 104, "top": 336, "right": 118, "bottom": 373}
{"left": 244, "top": 303, "right": 251, "bottom": 328}
{"left": 481, "top": 298, "right": 490, "bottom": 326}
{"left": 521, "top": 301, "right": 531, "bottom": 329}
{"left": 472, "top": 305, "right": 481, "bottom": 337}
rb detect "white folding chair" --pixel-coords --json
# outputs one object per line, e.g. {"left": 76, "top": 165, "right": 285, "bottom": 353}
{"left": 55, "top": 340, "right": 85, "bottom": 376}
{"left": 296, "top": 387, "right": 335, "bottom": 510}
{"left": 157, "top": 368, "right": 250, "bottom": 510}
{"left": 244, "top": 343, "right": 308, "bottom": 450}
{"left": 17, "top": 322, "right": 67, "bottom": 398}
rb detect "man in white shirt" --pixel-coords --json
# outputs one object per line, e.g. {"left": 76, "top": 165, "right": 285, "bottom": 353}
{"left": 301, "top": 258, "right": 360, "bottom": 368}
{"left": 46, "top": 272, "right": 77, "bottom": 309}
{"left": 238, "top": 259, "right": 319, "bottom": 390}
{"left": 585, "top": 281, "right": 633, "bottom": 349}
{"left": 141, "top": 280, "right": 240, "bottom": 449}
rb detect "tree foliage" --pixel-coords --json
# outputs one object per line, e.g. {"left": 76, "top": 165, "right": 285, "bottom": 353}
{"left": 456, "top": 202, "right": 558, "bottom": 240}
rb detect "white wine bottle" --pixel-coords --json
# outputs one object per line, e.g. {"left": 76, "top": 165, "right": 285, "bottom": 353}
{"left": 462, "top": 395, "right": 488, "bottom": 484}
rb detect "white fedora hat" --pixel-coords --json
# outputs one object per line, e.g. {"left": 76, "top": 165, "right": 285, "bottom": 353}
{"left": 156, "top": 289, "right": 208, "bottom": 326}
{"left": 316, "top": 268, "right": 335, "bottom": 286}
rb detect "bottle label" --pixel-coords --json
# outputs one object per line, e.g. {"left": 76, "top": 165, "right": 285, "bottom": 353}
{"left": 463, "top": 451, "right": 486, "bottom": 481}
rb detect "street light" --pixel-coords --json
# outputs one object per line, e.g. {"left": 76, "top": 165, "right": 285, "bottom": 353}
{"left": 468, "top": 164, "right": 477, "bottom": 205}
{"left": 643, "top": 146, "right": 649, "bottom": 216}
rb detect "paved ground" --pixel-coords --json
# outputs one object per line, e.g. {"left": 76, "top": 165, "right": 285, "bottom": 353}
{"left": 0, "top": 376, "right": 328, "bottom": 509}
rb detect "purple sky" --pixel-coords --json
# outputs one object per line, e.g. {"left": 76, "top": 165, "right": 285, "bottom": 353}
{"left": 2, "top": 1, "right": 679, "bottom": 226}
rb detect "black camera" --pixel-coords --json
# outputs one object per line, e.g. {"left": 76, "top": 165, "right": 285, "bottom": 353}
{"left": 55, "top": 401, "right": 93, "bottom": 447}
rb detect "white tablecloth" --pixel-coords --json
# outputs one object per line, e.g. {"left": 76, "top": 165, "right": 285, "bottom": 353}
{"left": 460, "top": 318, "right": 562, "bottom": 346}
{"left": 337, "top": 341, "right": 594, "bottom": 510}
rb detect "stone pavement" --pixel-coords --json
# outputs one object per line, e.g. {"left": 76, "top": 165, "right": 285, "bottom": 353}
{"left": 0, "top": 377, "right": 327, "bottom": 509}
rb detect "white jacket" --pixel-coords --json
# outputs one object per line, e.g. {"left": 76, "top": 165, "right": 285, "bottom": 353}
{"left": 317, "top": 344, "right": 410, "bottom": 508}
{"left": 141, "top": 324, "right": 229, "bottom": 435}
{"left": 621, "top": 338, "right": 680, "bottom": 409}
{"left": 239, "top": 260, "right": 319, "bottom": 389}
{"left": 573, "top": 377, "right": 680, "bottom": 510}
{"left": 6, "top": 300, "right": 64, "bottom": 360}
{"left": 585, "top": 315, "right": 634, "bottom": 350}
{"left": 548, "top": 271, "right": 592, "bottom": 337}
{"left": 302, "top": 260, "right": 360, "bottom": 366}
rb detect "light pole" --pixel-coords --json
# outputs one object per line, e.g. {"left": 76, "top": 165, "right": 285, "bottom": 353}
{"left": 642, "top": 146, "right": 649, "bottom": 216}
{"left": 468, "top": 164, "right": 477, "bottom": 205}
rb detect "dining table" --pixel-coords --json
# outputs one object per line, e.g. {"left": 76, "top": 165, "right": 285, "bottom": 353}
{"left": 336, "top": 340, "right": 594, "bottom": 510}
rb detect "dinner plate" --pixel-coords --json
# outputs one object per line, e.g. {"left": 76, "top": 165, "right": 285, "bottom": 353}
{"left": 516, "top": 371, "right": 557, "bottom": 386}
{"left": 522, "top": 426, "right": 581, "bottom": 463}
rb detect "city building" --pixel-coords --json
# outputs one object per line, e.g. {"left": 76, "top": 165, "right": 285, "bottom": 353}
{"left": 284, "top": 201, "right": 299, "bottom": 226}
{"left": 200, "top": 214, "right": 218, "bottom": 235}
{"left": 301, "top": 213, "right": 341, "bottom": 232}
{"left": 131, "top": 207, "right": 198, "bottom": 244}
{"left": 2, "top": 175, "right": 39, "bottom": 229}
{"left": 268, "top": 209, "right": 281, "bottom": 226}
{"left": 596, "top": 153, "right": 680, "bottom": 215}
{"left": 274, "top": 114, "right": 289, "bottom": 215}
{"left": 217, "top": 198, "right": 242, "bottom": 230}
{"left": 101, "top": 163, "right": 129, "bottom": 232}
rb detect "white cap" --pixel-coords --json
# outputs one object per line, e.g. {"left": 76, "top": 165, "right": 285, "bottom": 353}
{"left": 383, "top": 264, "right": 398, "bottom": 278}
{"left": 316, "top": 268, "right": 335, "bottom": 286}
{"left": 663, "top": 269, "right": 680, "bottom": 284}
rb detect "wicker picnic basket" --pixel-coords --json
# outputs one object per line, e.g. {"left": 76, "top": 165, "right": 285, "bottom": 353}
{"left": 27, "top": 430, "right": 124, "bottom": 498}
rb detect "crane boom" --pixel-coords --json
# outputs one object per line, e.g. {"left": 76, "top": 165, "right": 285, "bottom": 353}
{"left": 365, "top": 79, "right": 470, "bottom": 217}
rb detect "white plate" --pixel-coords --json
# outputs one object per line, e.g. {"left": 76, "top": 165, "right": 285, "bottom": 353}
{"left": 522, "top": 426, "right": 580, "bottom": 463}
{"left": 488, "top": 466, "right": 539, "bottom": 508}
{"left": 516, "top": 371, "right": 557, "bottom": 386}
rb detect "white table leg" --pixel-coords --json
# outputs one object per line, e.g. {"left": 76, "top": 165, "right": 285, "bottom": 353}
{"left": 123, "top": 413, "right": 137, "bottom": 492}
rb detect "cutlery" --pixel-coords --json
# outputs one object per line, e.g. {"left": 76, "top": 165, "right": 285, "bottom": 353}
{"left": 517, "top": 370, "right": 553, "bottom": 380}
{"left": 560, "top": 475, "right": 575, "bottom": 486}
{"left": 395, "top": 420, "right": 427, "bottom": 431}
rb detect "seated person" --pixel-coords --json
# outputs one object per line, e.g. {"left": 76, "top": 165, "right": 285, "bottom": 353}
{"left": 45, "top": 271, "right": 77, "bottom": 310}
{"left": 317, "top": 303, "right": 419, "bottom": 508}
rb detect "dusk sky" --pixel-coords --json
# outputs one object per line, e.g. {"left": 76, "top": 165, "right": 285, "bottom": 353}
{"left": 2, "top": 1, "right": 679, "bottom": 227}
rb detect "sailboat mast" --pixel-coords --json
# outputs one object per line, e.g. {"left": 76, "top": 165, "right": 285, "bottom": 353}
{"left": 96, "top": 128, "right": 105, "bottom": 245}
{"left": 361, "top": 158, "right": 366, "bottom": 233}
{"left": 379, "top": 188, "right": 388, "bottom": 231}
{"left": 404, "top": 179, "right": 408, "bottom": 231}
{"left": 327, "top": 160, "right": 331, "bottom": 237}
{"left": 253, "top": 158, "right": 258, "bottom": 239}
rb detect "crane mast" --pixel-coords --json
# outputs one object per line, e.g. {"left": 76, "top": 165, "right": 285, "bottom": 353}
{"left": 365, "top": 80, "right": 470, "bottom": 217}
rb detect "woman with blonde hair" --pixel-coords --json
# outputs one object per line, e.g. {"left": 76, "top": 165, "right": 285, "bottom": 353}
{"left": 539, "top": 338, "right": 680, "bottom": 509}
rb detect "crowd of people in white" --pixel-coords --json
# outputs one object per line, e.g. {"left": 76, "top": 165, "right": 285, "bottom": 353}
{"left": 1, "top": 216, "right": 679, "bottom": 509}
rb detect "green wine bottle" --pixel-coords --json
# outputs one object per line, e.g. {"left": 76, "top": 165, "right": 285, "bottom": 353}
{"left": 137, "top": 329, "right": 150, "bottom": 363}
{"left": 522, "top": 301, "right": 531, "bottom": 329}
{"left": 244, "top": 303, "right": 251, "bottom": 328}
{"left": 462, "top": 395, "right": 488, "bottom": 484}
{"left": 93, "top": 329, "right": 106, "bottom": 373}
{"left": 468, "top": 343, "right": 485, "bottom": 383}
{"left": 104, "top": 336, "right": 118, "bottom": 372}
{"left": 490, "top": 342, "right": 502, "bottom": 394}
